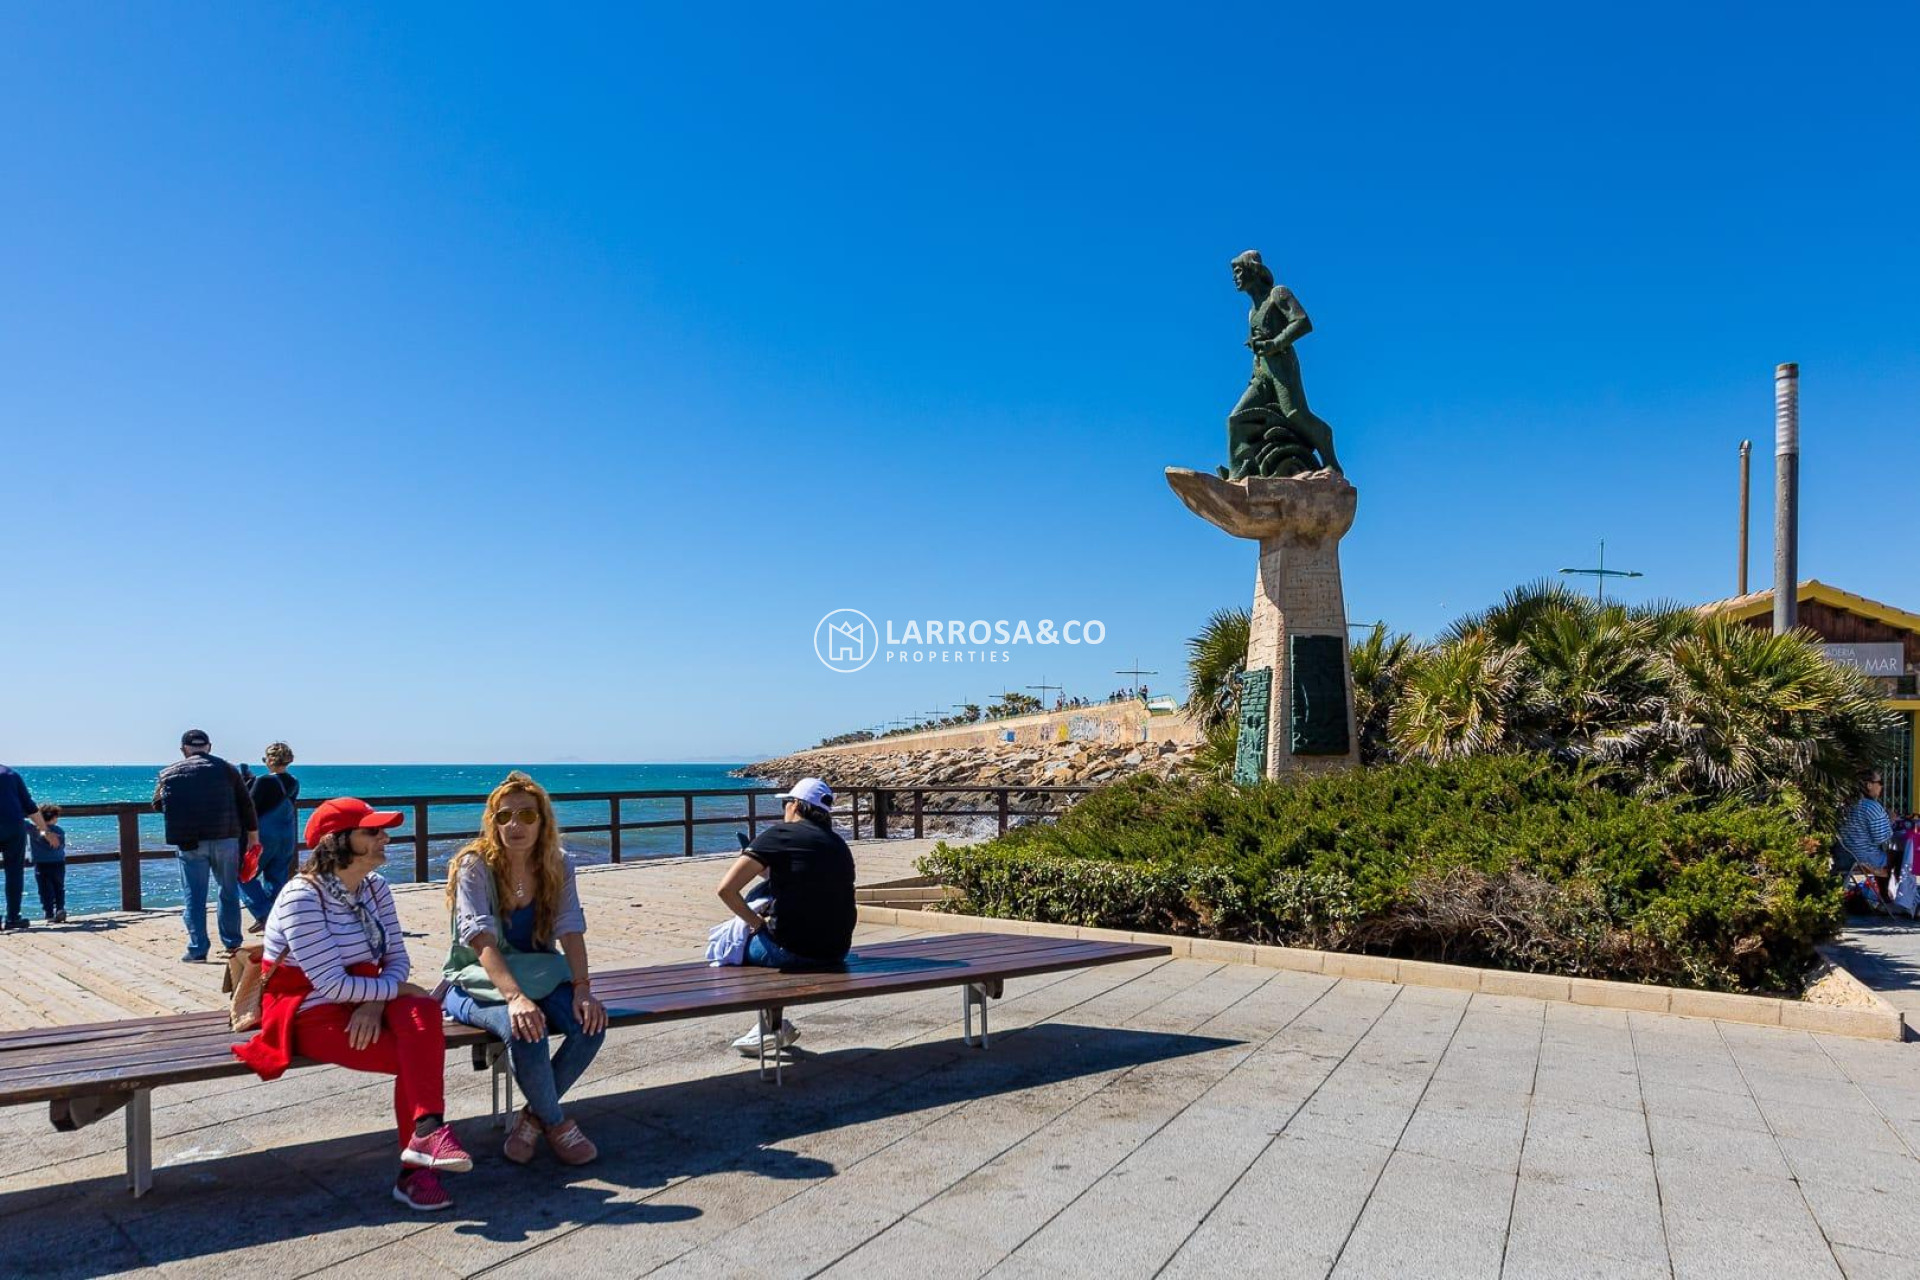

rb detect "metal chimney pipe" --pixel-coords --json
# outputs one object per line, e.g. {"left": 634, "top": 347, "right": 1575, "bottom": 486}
{"left": 1772, "top": 364, "right": 1799, "bottom": 633}
{"left": 1737, "top": 439, "right": 1751, "bottom": 596}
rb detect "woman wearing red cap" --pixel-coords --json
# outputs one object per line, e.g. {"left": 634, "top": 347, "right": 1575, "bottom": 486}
{"left": 233, "top": 797, "right": 474, "bottom": 1212}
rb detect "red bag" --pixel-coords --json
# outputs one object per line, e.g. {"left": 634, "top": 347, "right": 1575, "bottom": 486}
{"left": 240, "top": 843, "right": 263, "bottom": 883}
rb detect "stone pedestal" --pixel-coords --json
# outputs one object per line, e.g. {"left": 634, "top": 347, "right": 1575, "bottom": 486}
{"left": 1166, "top": 467, "right": 1360, "bottom": 780}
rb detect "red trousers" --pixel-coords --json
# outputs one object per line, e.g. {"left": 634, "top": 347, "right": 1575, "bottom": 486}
{"left": 291, "top": 995, "right": 447, "bottom": 1149}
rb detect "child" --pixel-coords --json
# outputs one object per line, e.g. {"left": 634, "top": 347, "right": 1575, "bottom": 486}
{"left": 26, "top": 805, "right": 65, "bottom": 924}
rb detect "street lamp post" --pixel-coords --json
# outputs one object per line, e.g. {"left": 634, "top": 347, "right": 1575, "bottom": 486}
{"left": 1559, "top": 539, "right": 1644, "bottom": 604}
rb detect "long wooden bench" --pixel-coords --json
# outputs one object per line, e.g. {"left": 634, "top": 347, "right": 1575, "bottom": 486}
{"left": 0, "top": 932, "right": 1167, "bottom": 1197}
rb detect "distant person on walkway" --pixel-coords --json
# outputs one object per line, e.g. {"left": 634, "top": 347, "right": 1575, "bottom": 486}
{"left": 1839, "top": 771, "right": 1897, "bottom": 896}
{"left": 714, "top": 777, "right": 855, "bottom": 1056}
{"left": 241, "top": 742, "right": 301, "bottom": 932}
{"left": 441, "top": 771, "right": 606, "bottom": 1167}
{"left": 152, "top": 730, "right": 259, "bottom": 962}
{"left": 0, "top": 764, "right": 57, "bottom": 932}
{"left": 233, "top": 797, "right": 473, "bottom": 1212}
{"left": 27, "top": 805, "right": 67, "bottom": 923}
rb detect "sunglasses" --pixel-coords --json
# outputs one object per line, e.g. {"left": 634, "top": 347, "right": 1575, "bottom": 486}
{"left": 493, "top": 807, "right": 541, "bottom": 827}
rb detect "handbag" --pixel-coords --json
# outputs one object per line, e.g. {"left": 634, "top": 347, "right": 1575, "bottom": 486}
{"left": 440, "top": 874, "right": 574, "bottom": 1004}
{"left": 240, "top": 843, "right": 263, "bottom": 884}
{"left": 223, "top": 943, "right": 267, "bottom": 1033}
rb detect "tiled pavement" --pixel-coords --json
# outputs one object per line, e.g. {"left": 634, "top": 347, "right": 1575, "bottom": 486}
{"left": 5, "top": 848, "right": 1920, "bottom": 1278}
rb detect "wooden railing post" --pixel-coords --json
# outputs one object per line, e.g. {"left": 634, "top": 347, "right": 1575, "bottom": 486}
{"left": 873, "top": 789, "right": 889, "bottom": 840}
{"left": 851, "top": 790, "right": 861, "bottom": 840}
{"left": 683, "top": 795, "right": 695, "bottom": 856}
{"left": 747, "top": 791, "right": 759, "bottom": 840}
{"left": 117, "top": 807, "right": 143, "bottom": 912}
{"left": 608, "top": 797, "right": 622, "bottom": 863}
{"left": 997, "top": 789, "right": 1010, "bottom": 835}
{"left": 413, "top": 802, "right": 431, "bottom": 883}
{"left": 913, "top": 789, "right": 924, "bottom": 839}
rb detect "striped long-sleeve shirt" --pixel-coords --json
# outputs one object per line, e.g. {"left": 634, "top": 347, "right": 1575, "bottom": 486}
{"left": 262, "top": 874, "right": 411, "bottom": 1010}
{"left": 1839, "top": 798, "right": 1895, "bottom": 867}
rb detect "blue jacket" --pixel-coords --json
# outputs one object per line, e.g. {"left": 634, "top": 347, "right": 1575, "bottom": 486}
{"left": 27, "top": 823, "right": 64, "bottom": 865}
{"left": 0, "top": 767, "right": 35, "bottom": 829}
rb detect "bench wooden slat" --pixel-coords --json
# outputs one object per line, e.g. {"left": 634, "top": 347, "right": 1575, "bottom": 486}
{"left": 0, "top": 932, "right": 1109, "bottom": 1068}
{"left": 0, "top": 935, "right": 1168, "bottom": 1105}
{"left": 5, "top": 937, "right": 1144, "bottom": 1087}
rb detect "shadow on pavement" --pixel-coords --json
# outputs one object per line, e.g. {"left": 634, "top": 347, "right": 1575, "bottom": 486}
{"left": 0, "top": 1020, "right": 1236, "bottom": 1274}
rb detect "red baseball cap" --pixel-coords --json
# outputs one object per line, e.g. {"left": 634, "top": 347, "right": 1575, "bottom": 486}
{"left": 304, "top": 797, "right": 405, "bottom": 849}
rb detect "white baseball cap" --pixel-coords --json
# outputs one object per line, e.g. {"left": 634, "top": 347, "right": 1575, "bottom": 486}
{"left": 777, "top": 777, "right": 835, "bottom": 810}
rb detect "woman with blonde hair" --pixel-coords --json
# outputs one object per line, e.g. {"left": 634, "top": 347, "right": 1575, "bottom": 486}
{"left": 441, "top": 771, "right": 607, "bottom": 1165}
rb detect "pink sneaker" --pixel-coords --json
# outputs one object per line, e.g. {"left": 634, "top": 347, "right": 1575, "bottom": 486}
{"left": 401, "top": 1124, "right": 473, "bottom": 1173}
{"left": 393, "top": 1168, "right": 453, "bottom": 1212}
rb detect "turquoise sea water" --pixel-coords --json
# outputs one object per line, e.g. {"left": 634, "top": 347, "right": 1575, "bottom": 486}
{"left": 9, "top": 763, "right": 761, "bottom": 918}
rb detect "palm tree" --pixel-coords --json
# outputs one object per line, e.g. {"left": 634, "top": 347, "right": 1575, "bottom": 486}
{"left": 1389, "top": 632, "right": 1526, "bottom": 762}
{"left": 1186, "top": 607, "right": 1250, "bottom": 735}
{"left": 1349, "top": 624, "right": 1422, "bottom": 765}
{"left": 1638, "top": 617, "right": 1895, "bottom": 820}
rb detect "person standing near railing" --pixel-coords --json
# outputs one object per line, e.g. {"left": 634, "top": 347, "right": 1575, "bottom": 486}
{"left": 0, "top": 763, "right": 59, "bottom": 931}
{"left": 153, "top": 730, "right": 259, "bottom": 962}
{"left": 241, "top": 742, "right": 301, "bottom": 933}
{"left": 26, "top": 805, "right": 67, "bottom": 924}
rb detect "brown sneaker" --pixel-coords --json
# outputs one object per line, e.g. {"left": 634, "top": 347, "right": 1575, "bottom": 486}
{"left": 545, "top": 1117, "right": 597, "bottom": 1166}
{"left": 503, "top": 1108, "right": 543, "bottom": 1165}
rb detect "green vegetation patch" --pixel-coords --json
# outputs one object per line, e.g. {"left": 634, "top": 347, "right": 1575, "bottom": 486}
{"left": 920, "top": 756, "right": 1838, "bottom": 994}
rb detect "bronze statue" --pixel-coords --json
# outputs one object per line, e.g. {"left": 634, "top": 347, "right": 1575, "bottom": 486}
{"left": 1222, "top": 250, "right": 1343, "bottom": 479}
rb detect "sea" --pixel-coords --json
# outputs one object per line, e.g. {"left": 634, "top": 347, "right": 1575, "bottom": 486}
{"left": 9, "top": 763, "right": 761, "bottom": 918}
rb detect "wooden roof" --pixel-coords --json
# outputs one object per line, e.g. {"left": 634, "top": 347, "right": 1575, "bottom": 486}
{"left": 1698, "top": 579, "right": 1920, "bottom": 638}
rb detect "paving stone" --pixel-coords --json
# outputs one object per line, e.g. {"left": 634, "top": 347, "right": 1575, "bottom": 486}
{"left": 1501, "top": 1178, "right": 1670, "bottom": 1279}
{"left": 1660, "top": 1168, "right": 1842, "bottom": 1279}
{"left": 1833, "top": 1244, "right": 1920, "bottom": 1279}
{"left": 1157, "top": 1131, "right": 1386, "bottom": 1280}
{"left": 1329, "top": 1149, "right": 1513, "bottom": 1278}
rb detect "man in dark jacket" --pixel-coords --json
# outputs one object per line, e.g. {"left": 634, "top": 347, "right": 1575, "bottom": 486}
{"left": 153, "top": 730, "right": 258, "bottom": 962}
{"left": 0, "top": 765, "right": 58, "bottom": 932}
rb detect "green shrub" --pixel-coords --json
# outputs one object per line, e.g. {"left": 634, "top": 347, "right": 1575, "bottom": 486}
{"left": 919, "top": 756, "right": 1838, "bottom": 993}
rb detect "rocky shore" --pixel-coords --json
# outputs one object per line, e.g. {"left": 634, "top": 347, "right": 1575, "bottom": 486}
{"left": 742, "top": 737, "right": 1192, "bottom": 789}
{"left": 738, "top": 738, "right": 1197, "bottom": 834}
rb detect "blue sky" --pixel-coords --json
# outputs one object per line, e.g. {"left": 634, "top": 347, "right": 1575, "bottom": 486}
{"left": 4, "top": 2, "right": 1916, "bottom": 763}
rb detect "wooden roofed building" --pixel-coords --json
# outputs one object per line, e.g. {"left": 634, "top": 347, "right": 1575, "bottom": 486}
{"left": 1700, "top": 579, "right": 1920, "bottom": 814}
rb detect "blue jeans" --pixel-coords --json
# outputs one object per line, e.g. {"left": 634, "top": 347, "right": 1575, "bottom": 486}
{"left": 240, "top": 805, "right": 298, "bottom": 923}
{"left": 177, "top": 837, "right": 242, "bottom": 956}
{"left": 745, "top": 930, "right": 799, "bottom": 967}
{"left": 0, "top": 828, "right": 25, "bottom": 925}
{"left": 445, "top": 981, "right": 605, "bottom": 1127}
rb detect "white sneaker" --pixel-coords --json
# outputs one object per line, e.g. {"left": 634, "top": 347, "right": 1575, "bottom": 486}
{"left": 731, "top": 1019, "right": 800, "bottom": 1056}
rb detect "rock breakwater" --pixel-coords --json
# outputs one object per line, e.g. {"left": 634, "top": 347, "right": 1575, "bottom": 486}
{"left": 738, "top": 738, "right": 1196, "bottom": 833}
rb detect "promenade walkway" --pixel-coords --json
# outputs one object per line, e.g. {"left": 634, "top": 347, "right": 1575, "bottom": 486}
{"left": 4, "top": 844, "right": 1920, "bottom": 1278}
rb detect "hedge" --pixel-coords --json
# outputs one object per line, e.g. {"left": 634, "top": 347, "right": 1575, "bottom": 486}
{"left": 918, "top": 756, "right": 1839, "bottom": 994}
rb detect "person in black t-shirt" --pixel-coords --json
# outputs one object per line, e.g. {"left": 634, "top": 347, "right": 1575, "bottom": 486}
{"left": 715, "top": 777, "right": 855, "bottom": 1055}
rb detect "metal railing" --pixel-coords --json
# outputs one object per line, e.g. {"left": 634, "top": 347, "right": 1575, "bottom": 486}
{"left": 55, "top": 784, "right": 1097, "bottom": 911}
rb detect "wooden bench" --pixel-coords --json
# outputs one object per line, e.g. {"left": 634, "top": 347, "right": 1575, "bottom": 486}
{"left": 0, "top": 932, "right": 1167, "bottom": 1197}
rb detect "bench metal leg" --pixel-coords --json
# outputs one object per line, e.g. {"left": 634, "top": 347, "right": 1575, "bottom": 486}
{"left": 126, "top": 1089, "right": 152, "bottom": 1198}
{"left": 962, "top": 982, "right": 991, "bottom": 1048}
{"left": 486, "top": 1043, "right": 514, "bottom": 1127}
{"left": 757, "top": 1008, "right": 783, "bottom": 1087}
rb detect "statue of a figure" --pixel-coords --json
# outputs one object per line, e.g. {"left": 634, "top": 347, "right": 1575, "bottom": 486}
{"left": 1222, "top": 250, "right": 1343, "bottom": 479}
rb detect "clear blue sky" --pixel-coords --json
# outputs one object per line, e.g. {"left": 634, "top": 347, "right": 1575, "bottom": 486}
{"left": 5, "top": 3, "right": 1916, "bottom": 764}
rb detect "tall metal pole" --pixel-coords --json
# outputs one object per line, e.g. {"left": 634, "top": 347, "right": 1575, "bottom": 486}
{"left": 1737, "top": 439, "right": 1751, "bottom": 595}
{"left": 1773, "top": 364, "right": 1799, "bottom": 634}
